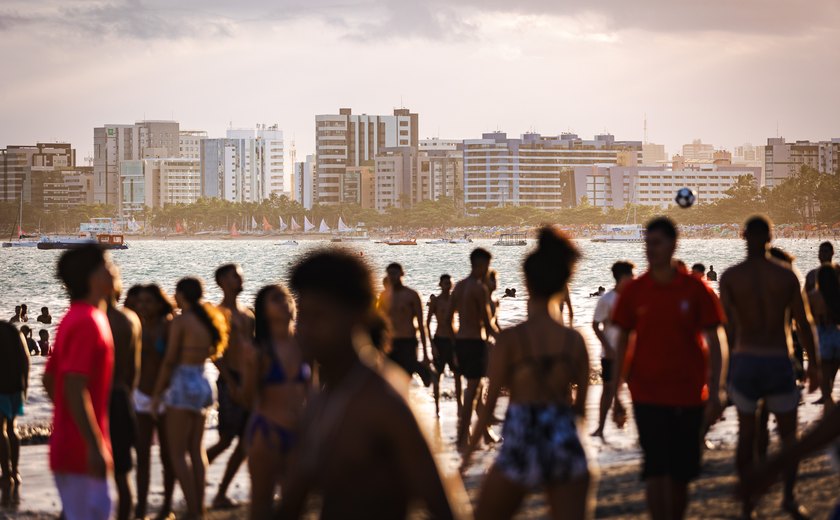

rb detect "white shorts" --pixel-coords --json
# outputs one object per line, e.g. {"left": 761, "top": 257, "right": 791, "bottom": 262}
{"left": 133, "top": 389, "right": 165, "bottom": 415}
{"left": 54, "top": 473, "right": 111, "bottom": 520}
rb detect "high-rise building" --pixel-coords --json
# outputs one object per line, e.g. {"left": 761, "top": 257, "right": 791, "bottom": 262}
{"left": 764, "top": 137, "right": 840, "bottom": 187}
{"left": 641, "top": 143, "right": 667, "bottom": 166}
{"left": 374, "top": 147, "right": 416, "bottom": 212}
{"left": 199, "top": 125, "right": 285, "bottom": 202}
{"left": 314, "top": 108, "right": 418, "bottom": 205}
{"left": 416, "top": 140, "right": 463, "bottom": 204}
{"left": 293, "top": 154, "right": 315, "bottom": 210}
{"left": 1, "top": 143, "right": 76, "bottom": 206}
{"left": 573, "top": 164, "right": 761, "bottom": 209}
{"left": 93, "top": 120, "right": 180, "bottom": 206}
{"left": 179, "top": 130, "right": 207, "bottom": 160}
{"left": 463, "top": 132, "right": 642, "bottom": 210}
{"left": 681, "top": 139, "right": 715, "bottom": 162}
{"left": 120, "top": 158, "right": 201, "bottom": 216}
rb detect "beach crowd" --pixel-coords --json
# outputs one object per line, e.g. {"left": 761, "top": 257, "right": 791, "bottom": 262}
{"left": 0, "top": 215, "right": 839, "bottom": 520}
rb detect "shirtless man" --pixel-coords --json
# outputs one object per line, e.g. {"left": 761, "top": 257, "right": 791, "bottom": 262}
{"left": 277, "top": 249, "right": 466, "bottom": 519}
{"left": 106, "top": 270, "right": 141, "bottom": 520}
{"left": 384, "top": 263, "right": 430, "bottom": 384}
{"left": 804, "top": 241, "right": 840, "bottom": 293}
{"left": 720, "top": 215, "right": 820, "bottom": 520}
{"left": 448, "top": 248, "right": 499, "bottom": 448}
{"left": 206, "top": 264, "right": 255, "bottom": 510}
{"left": 427, "top": 274, "right": 460, "bottom": 417}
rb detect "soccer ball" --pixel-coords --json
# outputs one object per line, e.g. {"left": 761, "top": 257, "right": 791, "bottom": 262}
{"left": 675, "top": 188, "right": 696, "bottom": 209}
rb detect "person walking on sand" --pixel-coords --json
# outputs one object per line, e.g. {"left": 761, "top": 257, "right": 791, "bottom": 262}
{"left": 240, "top": 284, "right": 312, "bottom": 519}
{"left": 427, "top": 274, "right": 461, "bottom": 417}
{"left": 0, "top": 322, "right": 29, "bottom": 508}
{"left": 612, "top": 217, "right": 728, "bottom": 520}
{"left": 720, "top": 215, "right": 820, "bottom": 519}
{"left": 106, "top": 274, "right": 142, "bottom": 520}
{"left": 807, "top": 265, "right": 840, "bottom": 410}
{"left": 43, "top": 245, "right": 117, "bottom": 520}
{"left": 151, "top": 278, "right": 228, "bottom": 520}
{"left": 462, "top": 227, "right": 594, "bottom": 519}
{"left": 206, "top": 264, "right": 254, "bottom": 510}
{"left": 276, "top": 250, "right": 467, "bottom": 519}
{"left": 448, "top": 248, "right": 500, "bottom": 449}
{"left": 383, "top": 263, "right": 431, "bottom": 385}
{"left": 132, "top": 284, "right": 176, "bottom": 520}
{"left": 591, "top": 261, "right": 634, "bottom": 439}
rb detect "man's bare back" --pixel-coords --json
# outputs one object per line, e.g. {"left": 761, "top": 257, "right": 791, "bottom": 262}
{"left": 451, "top": 277, "right": 490, "bottom": 340}
{"left": 720, "top": 258, "right": 801, "bottom": 355}
{"left": 108, "top": 305, "right": 141, "bottom": 390}
{"left": 430, "top": 294, "right": 454, "bottom": 338}
{"left": 389, "top": 287, "right": 422, "bottom": 340}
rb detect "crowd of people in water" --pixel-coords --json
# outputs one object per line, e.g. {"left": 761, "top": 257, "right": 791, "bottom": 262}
{"left": 0, "top": 215, "right": 839, "bottom": 519}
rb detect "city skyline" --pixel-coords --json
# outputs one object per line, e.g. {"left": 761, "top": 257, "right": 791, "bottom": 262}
{"left": 2, "top": 0, "right": 839, "bottom": 161}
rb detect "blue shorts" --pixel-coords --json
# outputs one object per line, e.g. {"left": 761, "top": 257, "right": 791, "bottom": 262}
{"left": 818, "top": 325, "right": 840, "bottom": 361}
{"left": 0, "top": 392, "right": 24, "bottom": 419}
{"left": 729, "top": 353, "right": 798, "bottom": 415}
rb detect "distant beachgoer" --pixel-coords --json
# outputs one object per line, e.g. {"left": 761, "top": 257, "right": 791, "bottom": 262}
{"left": 691, "top": 263, "right": 706, "bottom": 279}
{"left": 591, "top": 261, "right": 634, "bottom": 439}
{"left": 589, "top": 286, "right": 606, "bottom": 297}
{"left": 43, "top": 245, "right": 117, "bottom": 520}
{"left": 805, "top": 241, "right": 840, "bottom": 293}
{"left": 612, "top": 217, "right": 727, "bottom": 520}
{"left": 206, "top": 264, "right": 254, "bottom": 510}
{"left": 720, "top": 215, "right": 819, "bottom": 519}
{"left": 37, "top": 307, "right": 52, "bottom": 325}
{"left": 241, "top": 284, "right": 311, "bottom": 519}
{"left": 808, "top": 265, "right": 840, "bottom": 410}
{"left": 9, "top": 307, "right": 21, "bottom": 324}
{"left": 276, "top": 249, "right": 465, "bottom": 519}
{"left": 19, "top": 326, "right": 39, "bottom": 356}
{"left": 448, "top": 248, "right": 500, "bottom": 449}
{"left": 123, "top": 285, "right": 143, "bottom": 313}
{"left": 18, "top": 305, "right": 28, "bottom": 323}
{"left": 0, "top": 322, "right": 29, "bottom": 507}
{"left": 427, "top": 274, "right": 460, "bottom": 417}
{"left": 561, "top": 287, "right": 574, "bottom": 325}
{"left": 38, "top": 329, "right": 50, "bottom": 357}
{"left": 106, "top": 272, "right": 142, "bottom": 520}
{"left": 132, "top": 284, "right": 176, "bottom": 520}
{"left": 502, "top": 288, "right": 516, "bottom": 298}
{"left": 384, "top": 263, "right": 431, "bottom": 385}
{"left": 151, "top": 278, "right": 228, "bottom": 519}
{"left": 462, "top": 226, "right": 593, "bottom": 519}
{"left": 706, "top": 265, "right": 718, "bottom": 282}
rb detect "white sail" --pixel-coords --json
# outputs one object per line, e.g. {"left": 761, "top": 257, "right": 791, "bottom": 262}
{"left": 319, "top": 219, "right": 330, "bottom": 233}
{"left": 290, "top": 217, "right": 301, "bottom": 231}
{"left": 337, "top": 217, "right": 353, "bottom": 233}
{"left": 251, "top": 216, "right": 258, "bottom": 230}
{"left": 278, "top": 216, "right": 288, "bottom": 231}
{"left": 304, "top": 216, "right": 315, "bottom": 232}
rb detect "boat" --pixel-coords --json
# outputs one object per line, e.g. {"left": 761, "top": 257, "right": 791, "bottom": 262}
{"left": 425, "top": 238, "right": 451, "bottom": 245}
{"left": 276, "top": 240, "right": 299, "bottom": 247}
{"left": 591, "top": 225, "right": 644, "bottom": 243}
{"left": 37, "top": 218, "right": 129, "bottom": 250}
{"left": 384, "top": 239, "right": 417, "bottom": 246}
{"left": 493, "top": 233, "right": 527, "bottom": 246}
{"left": 2, "top": 187, "right": 40, "bottom": 247}
{"left": 331, "top": 218, "right": 370, "bottom": 242}
{"left": 449, "top": 235, "right": 473, "bottom": 244}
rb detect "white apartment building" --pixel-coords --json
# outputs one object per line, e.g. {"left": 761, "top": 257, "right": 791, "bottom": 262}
{"left": 199, "top": 125, "right": 285, "bottom": 202}
{"left": 764, "top": 137, "right": 840, "bottom": 187}
{"left": 681, "top": 139, "right": 715, "bottom": 162}
{"left": 179, "top": 130, "right": 207, "bottom": 160}
{"left": 315, "top": 108, "right": 418, "bottom": 205}
{"left": 416, "top": 147, "right": 463, "bottom": 204}
{"left": 119, "top": 158, "right": 201, "bottom": 216}
{"left": 294, "top": 155, "right": 315, "bottom": 210}
{"left": 93, "top": 120, "right": 180, "bottom": 206}
{"left": 463, "top": 132, "right": 643, "bottom": 210}
{"left": 374, "top": 147, "right": 415, "bottom": 212}
{"left": 572, "top": 164, "right": 761, "bottom": 209}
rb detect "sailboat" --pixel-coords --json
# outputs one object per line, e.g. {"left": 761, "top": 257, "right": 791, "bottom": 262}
{"left": 278, "top": 216, "right": 288, "bottom": 232}
{"left": 2, "top": 188, "right": 39, "bottom": 247}
{"left": 290, "top": 217, "right": 302, "bottom": 232}
{"left": 318, "top": 219, "right": 330, "bottom": 233}
{"left": 303, "top": 216, "right": 315, "bottom": 233}
{"left": 331, "top": 216, "right": 369, "bottom": 242}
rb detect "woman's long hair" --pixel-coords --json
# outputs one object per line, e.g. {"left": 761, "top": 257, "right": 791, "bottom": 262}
{"left": 142, "top": 283, "right": 174, "bottom": 318}
{"left": 175, "top": 277, "right": 228, "bottom": 358}
{"left": 253, "top": 284, "right": 295, "bottom": 350}
{"left": 523, "top": 226, "right": 581, "bottom": 299}
{"left": 817, "top": 266, "right": 840, "bottom": 323}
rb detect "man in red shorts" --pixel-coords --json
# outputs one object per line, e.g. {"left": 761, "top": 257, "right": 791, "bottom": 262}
{"left": 612, "top": 217, "right": 728, "bottom": 520}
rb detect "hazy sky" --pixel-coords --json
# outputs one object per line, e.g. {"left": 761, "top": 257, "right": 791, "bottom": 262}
{"left": 2, "top": 0, "right": 839, "bottom": 162}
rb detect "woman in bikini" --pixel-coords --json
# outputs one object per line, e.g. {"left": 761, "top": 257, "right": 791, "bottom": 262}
{"left": 241, "top": 284, "right": 312, "bottom": 519}
{"left": 133, "top": 284, "right": 176, "bottom": 520}
{"left": 151, "top": 278, "right": 228, "bottom": 519}
{"left": 463, "top": 226, "right": 593, "bottom": 519}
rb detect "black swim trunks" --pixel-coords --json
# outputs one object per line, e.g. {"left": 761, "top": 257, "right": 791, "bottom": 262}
{"left": 633, "top": 403, "right": 704, "bottom": 482}
{"left": 600, "top": 357, "right": 614, "bottom": 384}
{"left": 432, "top": 337, "right": 457, "bottom": 374}
{"left": 389, "top": 338, "right": 419, "bottom": 376}
{"left": 455, "top": 339, "right": 487, "bottom": 380}
{"left": 109, "top": 385, "right": 137, "bottom": 474}
{"left": 217, "top": 372, "right": 249, "bottom": 439}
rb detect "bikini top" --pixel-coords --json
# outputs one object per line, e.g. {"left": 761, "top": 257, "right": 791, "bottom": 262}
{"left": 264, "top": 342, "right": 311, "bottom": 386}
{"left": 511, "top": 326, "right": 573, "bottom": 401}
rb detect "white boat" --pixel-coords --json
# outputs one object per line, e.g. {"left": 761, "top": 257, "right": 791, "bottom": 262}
{"left": 304, "top": 216, "right": 315, "bottom": 233}
{"left": 276, "top": 240, "right": 299, "bottom": 246}
{"left": 493, "top": 233, "right": 527, "bottom": 246}
{"left": 591, "top": 225, "right": 644, "bottom": 243}
{"left": 449, "top": 235, "right": 473, "bottom": 244}
{"left": 2, "top": 187, "right": 40, "bottom": 247}
{"left": 425, "top": 238, "right": 451, "bottom": 245}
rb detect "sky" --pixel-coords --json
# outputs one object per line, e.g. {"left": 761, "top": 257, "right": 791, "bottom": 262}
{"left": 2, "top": 0, "right": 840, "bottom": 163}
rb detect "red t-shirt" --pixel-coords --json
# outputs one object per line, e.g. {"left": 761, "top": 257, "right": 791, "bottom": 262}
{"left": 612, "top": 270, "right": 725, "bottom": 407}
{"left": 46, "top": 301, "right": 114, "bottom": 474}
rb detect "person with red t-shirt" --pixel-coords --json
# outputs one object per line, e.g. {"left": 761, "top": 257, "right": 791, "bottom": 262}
{"left": 612, "top": 217, "right": 728, "bottom": 520}
{"left": 43, "top": 245, "right": 116, "bottom": 520}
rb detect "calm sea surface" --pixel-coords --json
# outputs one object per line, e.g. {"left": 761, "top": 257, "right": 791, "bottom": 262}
{"left": 0, "top": 237, "right": 827, "bottom": 363}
